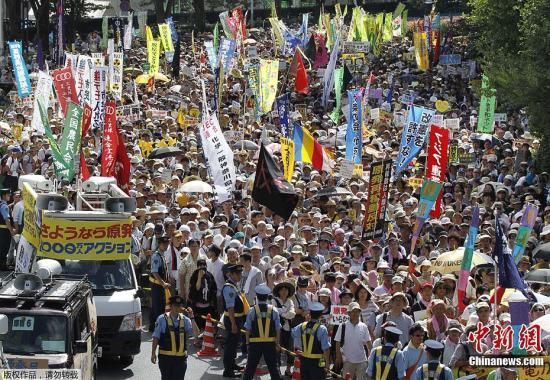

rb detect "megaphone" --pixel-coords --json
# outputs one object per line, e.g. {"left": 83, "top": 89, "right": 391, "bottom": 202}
{"left": 14, "top": 274, "right": 43, "bottom": 292}
{"left": 36, "top": 193, "right": 69, "bottom": 212}
{"left": 105, "top": 197, "right": 136, "bottom": 213}
{"left": 34, "top": 259, "right": 63, "bottom": 280}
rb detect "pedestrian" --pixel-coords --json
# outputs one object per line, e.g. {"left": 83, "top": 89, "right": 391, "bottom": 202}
{"left": 411, "top": 340, "right": 453, "bottom": 380}
{"left": 366, "top": 326, "right": 406, "bottom": 380}
{"left": 148, "top": 235, "right": 171, "bottom": 331}
{"left": 221, "top": 264, "right": 247, "bottom": 378}
{"left": 272, "top": 281, "right": 296, "bottom": 376}
{"left": 334, "top": 301, "right": 372, "bottom": 380}
{"left": 292, "top": 301, "right": 331, "bottom": 380}
{"left": 0, "top": 189, "right": 13, "bottom": 270}
{"left": 151, "top": 295, "right": 200, "bottom": 380}
{"left": 242, "top": 284, "right": 282, "bottom": 380}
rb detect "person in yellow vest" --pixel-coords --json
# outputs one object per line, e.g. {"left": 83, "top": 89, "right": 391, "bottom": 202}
{"left": 366, "top": 326, "right": 406, "bottom": 380}
{"left": 242, "top": 284, "right": 282, "bottom": 380}
{"left": 291, "top": 301, "right": 331, "bottom": 380}
{"left": 411, "top": 340, "right": 453, "bottom": 380}
{"left": 222, "top": 264, "right": 248, "bottom": 378}
{"left": 151, "top": 295, "right": 199, "bottom": 380}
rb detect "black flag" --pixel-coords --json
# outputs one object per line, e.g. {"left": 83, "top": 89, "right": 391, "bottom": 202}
{"left": 305, "top": 34, "right": 316, "bottom": 63}
{"left": 252, "top": 144, "right": 299, "bottom": 220}
{"left": 342, "top": 64, "right": 353, "bottom": 91}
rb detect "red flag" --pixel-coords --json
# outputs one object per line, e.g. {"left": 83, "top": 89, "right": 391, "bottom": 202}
{"left": 79, "top": 104, "right": 93, "bottom": 181}
{"left": 101, "top": 101, "right": 118, "bottom": 176}
{"left": 52, "top": 67, "right": 78, "bottom": 116}
{"left": 80, "top": 153, "right": 91, "bottom": 181}
{"left": 114, "top": 130, "right": 131, "bottom": 192}
{"left": 295, "top": 51, "right": 309, "bottom": 94}
{"left": 426, "top": 124, "right": 450, "bottom": 218}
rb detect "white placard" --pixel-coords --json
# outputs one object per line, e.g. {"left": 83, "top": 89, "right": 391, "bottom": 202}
{"left": 15, "top": 235, "right": 35, "bottom": 273}
{"left": 330, "top": 305, "right": 350, "bottom": 325}
{"left": 432, "top": 114, "right": 444, "bottom": 126}
{"left": 494, "top": 113, "right": 508, "bottom": 123}
{"left": 340, "top": 159, "right": 355, "bottom": 180}
{"left": 370, "top": 108, "right": 380, "bottom": 120}
{"left": 445, "top": 118, "right": 460, "bottom": 130}
{"left": 414, "top": 310, "right": 428, "bottom": 322}
{"left": 161, "top": 169, "right": 172, "bottom": 184}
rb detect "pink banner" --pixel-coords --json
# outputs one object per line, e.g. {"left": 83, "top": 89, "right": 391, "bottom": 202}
{"left": 101, "top": 101, "right": 118, "bottom": 177}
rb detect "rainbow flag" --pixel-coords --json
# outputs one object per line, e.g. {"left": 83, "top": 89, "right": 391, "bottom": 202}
{"left": 457, "top": 206, "right": 480, "bottom": 313}
{"left": 293, "top": 123, "right": 334, "bottom": 172}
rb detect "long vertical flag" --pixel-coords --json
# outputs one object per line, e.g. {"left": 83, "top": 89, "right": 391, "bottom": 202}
{"left": 294, "top": 49, "right": 309, "bottom": 94}
{"left": 457, "top": 206, "right": 480, "bottom": 312}
{"left": 329, "top": 68, "right": 344, "bottom": 122}
{"left": 321, "top": 34, "right": 340, "bottom": 110}
{"left": 293, "top": 123, "right": 333, "bottom": 172}
{"left": 259, "top": 59, "right": 279, "bottom": 114}
{"left": 426, "top": 124, "right": 450, "bottom": 218}
{"left": 276, "top": 94, "right": 290, "bottom": 138}
{"left": 395, "top": 105, "right": 435, "bottom": 175}
{"left": 477, "top": 75, "right": 497, "bottom": 133}
{"left": 345, "top": 89, "right": 363, "bottom": 173}
{"left": 101, "top": 101, "right": 118, "bottom": 177}
{"left": 52, "top": 67, "right": 79, "bottom": 116}
{"left": 408, "top": 180, "right": 443, "bottom": 272}
{"left": 363, "top": 159, "right": 393, "bottom": 240}
{"left": 38, "top": 101, "right": 70, "bottom": 179}
{"left": 280, "top": 137, "right": 295, "bottom": 182}
{"left": 31, "top": 71, "right": 53, "bottom": 134}
{"left": 8, "top": 41, "right": 32, "bottom": 98}
{"left": 413, "top": 31, "right": 429, "bottom": 71}
{"left": 58, "top": 102, "right": 83, "bottom": 181}
{"left": 511, "top": 204, "right": 538, "bottom": 263}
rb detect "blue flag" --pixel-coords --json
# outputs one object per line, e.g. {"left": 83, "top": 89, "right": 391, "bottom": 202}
{"left": 345, "top": 89, "right": 362, "bottom": 164}
{"left": 276, "top": 94, "right": 290, "bottom": 138}
{"left": 395, "top": 105, "right": 435, "bottom": 174}
{"left": 8, "top": 41, "right": 32, "bottom": 98}
{"left": 494, "top": 217, "right": 528, "bottom": 294}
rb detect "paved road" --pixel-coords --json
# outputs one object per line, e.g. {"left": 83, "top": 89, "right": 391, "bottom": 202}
{"left": 97, "top": 310, "right": 278, "bottom": 379}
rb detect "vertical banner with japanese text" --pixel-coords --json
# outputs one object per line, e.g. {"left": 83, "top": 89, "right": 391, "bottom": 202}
{"left": 362, "top": 159, "right": 392, "bottom": 240}
{"left": 395, "top": 106, "right": 435, "bottom": 174}
{"left": 8, "top": 41, "right": 32, "bottom": 98}
{"left": 91, "top": 66, "right": 107, "bottom": 131}
{"left": 58, "top": 102, "right": 83, "bottom": 181}
{"left": 259, "top": 59, "right": 279, "bottom": 114}
{"left": 101, "top": 101, "right": 118, "bottom": 177}
{"left": 280, "top": 137, "right": 295, "bottom": 182}
{"left": 109, "top": 52, "right": 124, "bottom": 100}
{"left": 346, "top": 89, "right": 363, "bottom": 176}
{"left": 512, "top": 204, "right": 538, "bottom": 264}
{"left": 75, "top": 55, "right": 93, "bottom": 107}
{"left": 477, "top": 75, "right": 497, "bottom": 133}
{"left": 276, "top": 94, "right": 290, "bottom": 138}
{"left": 148, "top": 40, "right": 160, "bottom": 74}
{"left": 52, "top": 67, "right": 79, "bottom": 116}
{"left": 31, "top": 72, "right": 53, "bottom": 135}
{"left": 426, "top": 124, "right": 450, "bottom": 218}
{"left": 413, "top": 32, "right": 429, "bottom": 71}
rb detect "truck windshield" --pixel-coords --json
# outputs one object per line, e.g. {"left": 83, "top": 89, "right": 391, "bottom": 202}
{"left": 0, "top": 314, "right": 67, "bottom": 354}
{"left": 61, "top": 260, "right": 135, "bottom": 292}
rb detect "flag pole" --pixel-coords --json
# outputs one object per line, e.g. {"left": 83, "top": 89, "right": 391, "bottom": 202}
{"left": 493, "top": 215, "right": 499, "bottom": 333}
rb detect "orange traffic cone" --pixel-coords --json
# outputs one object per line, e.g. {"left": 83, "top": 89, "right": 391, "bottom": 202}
{"left": 291, "top": 356, "right": 301, "bottom": 380}
{"left": 198, "top": 314, "right": 220, "bottom": 357}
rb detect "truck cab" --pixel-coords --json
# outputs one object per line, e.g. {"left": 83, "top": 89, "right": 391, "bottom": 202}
{"left": 0, "top": 271, "right": 97, "bottom": 379}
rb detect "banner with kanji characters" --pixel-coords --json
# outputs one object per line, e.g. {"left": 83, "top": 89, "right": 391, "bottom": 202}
{"left": 395, "top": 105, "right": 435, "bottom": 174}
{"left": 148, "top": 39, "right": 160, "bottom": 74}
{"left": 512, "top": 203, "right": 538, "bottom": 264}
{"left": 58, "top": 102, "right": 83, "bottom": 181}
{"left": 8, "top": 41, "right": 32, "bottom": 98}
{"left": 91, "top": 66, "right": 107, "bottom": 131}
{"left": 52, "top": 67, "right": 78, "bottom": 116}
{"left": 158, "top": 23, "right": 174, "bottom": 52}
{"left": 75, "top": 55, "right": 93, "bottom": 107}
{"left": 259, "top": 59, "right": 279, "bottom": 114}
{"left": 276, "top": 94, "right": 290, "bottom": 138}
{"left": 345, "top": 89, "right": 363, "bottom": 166}
{"left": 109, "top": 52, "right": 124, "bottom": 100}
{"left": 31, "top": 71, "right": 53, "bottom": 135}
{"left": 363, "top": 159, "right": 392, "bottom": 240}
{"left": 22, "top": 183, "right": 40, "bottom": 248}
{"left": 38, "top": 214, "right": 132, "bottom": 260}
{"left": 477, "top": 75, "right": 497, "bottom": 133}
{"left": 280, "top": 137, "right": 295, "bottom": 182}
{"left": 426, "top": 124, "right": 450, "bottom": 218}
{"left": 101, "top": 101, "right": 118, "bottom": 177}
{"left": 413, "top": 32, "right": 429, "bottom": 71}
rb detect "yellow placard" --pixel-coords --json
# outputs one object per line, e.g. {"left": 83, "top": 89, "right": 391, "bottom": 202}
{"left": 519, "top": 358, "right": 550, "bottom": 379}
{"left": 148, "top": 40, "right": 160, "bottom": 74}
{"left": 353, "top": 164, "right": 363, "bottom": 177}
{"left": 38, "top": 215, "right": 132, "bottom": 260}
{"left": 408, "top": 177, "right": 424, "bottom": 189}
{"left": 259, "top": 59, "right": 279, "bottom": 114}
{"left": 158, "top": 24, "right": 174, "bottom": 52}
{"left": 22, "top": 183, "right": 40, "bottom": 247}
{"left": 280, "top": 137, "right": 295, "bottom": 182}
{"left": 435, "top": 100, "right": 450, "bottom": 113}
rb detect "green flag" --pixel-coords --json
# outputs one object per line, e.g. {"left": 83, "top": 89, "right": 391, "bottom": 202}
{"left": 477, "top": 75, "right": 497, "bottom": 133}
{"left": 101, "top": 16, "right": 109, "bottom": 49}
{"left": 213, "top": 22, "right": 219, "bottom": 54}
{"left": 394, "top": 2, "right": 406, "bottom": 18}
{"left": 38, "top": 101, "right": 71, "bottom": 179}
{"left": 330, "top": 68, "right": 344, "bottom": 123}
{"left": 402, "top": 10, "right": 408, "bottom": 36}
{"left": 58, "top": 102, "right": 83, "bottom": 181}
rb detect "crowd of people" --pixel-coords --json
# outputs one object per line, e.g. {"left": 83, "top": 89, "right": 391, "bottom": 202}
{"left": 0, "top": 4, "right": 549, "bottom": 380}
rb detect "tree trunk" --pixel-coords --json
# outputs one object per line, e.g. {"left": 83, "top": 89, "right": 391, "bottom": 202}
{"left": 6, "top": 0, "right": 23, "bottom": 41}
{"left": 154, "top": 0, "right": 174, "bottom": 23}
{"left": 193, "top": 0, "right": 205, "bottom": 32}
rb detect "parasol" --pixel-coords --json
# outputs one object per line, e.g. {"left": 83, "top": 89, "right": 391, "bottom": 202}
{"left": 524, "top": 269, "right": 550, "bottom": 284}
{"left": 431, "top": 248, "right": 495, "bottom": 274}
{"left": 135, "top": 73, "right": 170, "bottom": 84}
{"left": 179, "top": 180, "right": 213, "bottom": 193}
{"left": 148, "top": 147, "right": 183, "bottom": 159}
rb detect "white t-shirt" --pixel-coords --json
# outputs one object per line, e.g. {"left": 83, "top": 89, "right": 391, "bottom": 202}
{"left": 334, "top": 320, "right": 371, "bottom": 363}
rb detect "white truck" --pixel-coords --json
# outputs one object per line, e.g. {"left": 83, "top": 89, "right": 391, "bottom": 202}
{"left": 18, "top": 175, "right": 142, "bottom": 365}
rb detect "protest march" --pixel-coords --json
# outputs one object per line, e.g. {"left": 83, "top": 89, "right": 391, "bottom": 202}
{"left": 0, "top": 1, "right": 549, "bottom": 380}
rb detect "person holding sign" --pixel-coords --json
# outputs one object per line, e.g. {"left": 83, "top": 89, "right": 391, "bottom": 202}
{"left": 334, "top": 302, "right": 372, "bottom": 380}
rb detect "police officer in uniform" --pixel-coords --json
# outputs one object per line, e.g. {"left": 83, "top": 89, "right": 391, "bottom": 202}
{"left": 411, "top": 340, "right": 453, "bottom": 380}
{"left": 367, "top": 326, "right": 406, "bottom": 380}
{"left": 222, "top": 264, "right": 247, "bottom": 378}
{"left": 151, "top": 295, "right": 199, "bottom": 380}
{"left": 149, "top": 235, "right": 171, "bottom": 331}
{"left": 291, "top": 302, "right": 331, "bottom": 380}
{"left": 243, "top": 284, "right": 282, "bottom": 380}
{"left": 0, "top": 189, "right": 14, "bottom": 270}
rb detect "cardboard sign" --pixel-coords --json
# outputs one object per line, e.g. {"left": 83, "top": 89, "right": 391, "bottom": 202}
{"left": 370, "top": 108, "right": 380, "bottom": 120}
{"left": 432, "top": 114, "right": 444, "bottom": 126}
{"left": 161, "top": 169, "right": 172, "bottom": 183}
{"left": 494, "top": 113, "right": 508, "bottom": 123}
{"left": 340, "top": 159, "right": 355, "bottom": 180}
{"left": 223, "top": 130, "right": 245, "bottom": 143}
{"left": 330, "top": 305, "right": 350, "bottom": 325}
{"left": 444, "top": 118, "right": 460, "bottom": 130}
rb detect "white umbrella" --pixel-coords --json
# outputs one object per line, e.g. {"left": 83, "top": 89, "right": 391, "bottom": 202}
{"left": 431, "top": 248, "right": 495, "bottom": 274}
{"left": 244, "top": 38, "right": 257, "bottom": 45}
{"left": 533, "top": 292, "right": 550, "bottom": 305}
{"left": 531, "top": 314, "right": 550, "bottom": 340}
{"left": 169, "top": 85, "right": 182, "bottom": 93}
{"left": 179, "top": 180, "right": 213, "bottom": 193}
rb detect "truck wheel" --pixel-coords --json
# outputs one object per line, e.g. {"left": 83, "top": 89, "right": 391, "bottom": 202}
{"left": 120, "top": 355, "right": 134, "bottom": 366}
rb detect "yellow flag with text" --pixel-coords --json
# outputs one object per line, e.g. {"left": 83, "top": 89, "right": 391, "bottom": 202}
{"left": 158, "top": 24, "right": 174, "bottom": 52}
{"left": 280, "top": 137, "right": 295, "bottom": 182}
{"left": 269, "top": 18, "right": 284, "bottom": 49}
{"left": 259, "top": 59, "right": 279, "bottom": 114}
{"left": 413, "top": 32, "right": 429, "bottom": 71}
{"left": 148, "top": 40, "right": 160, "bottom": 74}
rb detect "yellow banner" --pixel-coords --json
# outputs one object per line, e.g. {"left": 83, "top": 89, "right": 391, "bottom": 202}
{"left": 259, "top": 59, "right": 279, "bottom": 114}
{"left": 280, "top": 137, "right": 295, "bottom": 182}
{"left": 353, "top": 164, "right": 363, "bottom": 177}
{"left": 413, "top": 32, "right": 429, "bottom": 71}
{"left": 148, "top": 39, "right": 160, "bottom": 74}
{"left": 22, "top": 183, "right": 40, "bottom": 247}
{"left": 145, "top": 26, "right": 153, "bottom": 44}
{"left": 268, "top": 18, "right": 284, "bottom": 49}
{"left": 158, "top": 23, "right": 174, "bottom": 52}
{"left": 38, "top": 215, "right": 132, "bottom": 260}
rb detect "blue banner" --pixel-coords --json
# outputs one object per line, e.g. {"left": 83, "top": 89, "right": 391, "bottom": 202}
{"left": 165, "top": 17, "right": 179, "bottom": 44}
{"left": 283, "top": 30, "right": 301, "bottom": 56}
{"left": 213, "top": 67, "right": 220, "bottom": 111}
{"left": 438, "top": 54, "right": 462, "bottom": 65}
{"left": 218, "top": 38, "right": 236, "bottom": 71}
{"left": 276, "top": 94, "right": 290, "bottom": 138}
{"left": 8, "top": 41, "right": 32, "bottom": 98}
{"left": 395, "top": 105, "right": 435, "bottom": 174}
{"left": 299, "top": 14, "right": 309, "bottom": 47}
{"left": 204, "top": 41, "right": 218, "bottom": 70}
{"left": 345, "top": 89, "right": 363, "bottom": 164}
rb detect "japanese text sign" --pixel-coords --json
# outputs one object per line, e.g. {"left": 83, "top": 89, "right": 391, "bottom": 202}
{"left": 330, "top": 305, "right": 350, "bottom": 325}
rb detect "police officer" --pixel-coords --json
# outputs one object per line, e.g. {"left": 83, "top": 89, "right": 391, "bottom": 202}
{"left": 149, "top": 235, "right": 171, "bottom": 331}
{"left": 411, "top": 340, "right": 453, "bottom": 380}
{"left": 222, "top": 264, "right": 247, "bottom": 378}
{"left": 151, "top": 295, "right": 199, "bottom": 380}
{"left": 0, "top": 189, "right": 14, "bottom": 270}
{"left": 367, "top": 326, "right": 406, "bottom": 380}
{"left": 243, "top": 284, "right": 282, "bottom": 380}
{"left": 291, "top": 302, "right": 331, "bottom": 380}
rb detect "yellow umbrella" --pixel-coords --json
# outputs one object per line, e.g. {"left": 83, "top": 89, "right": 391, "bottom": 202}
{"left": 431, "top": 247, "right": 495, "bottom": 274}
{"left": 135, "top": 73, "right": 170, "bottom": 84}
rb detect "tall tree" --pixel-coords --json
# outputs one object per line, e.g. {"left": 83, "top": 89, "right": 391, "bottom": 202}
{"left": 152, "top": 0, "right": 174, "bottom": 23}
{"left": 192, "top": 0, "right": 205, "bottom": 32}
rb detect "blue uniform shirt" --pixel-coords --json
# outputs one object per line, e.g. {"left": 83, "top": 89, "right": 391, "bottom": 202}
{"left": 0, "top": 202, "right": 9, "bottom": 221}
{"left": 366, "top": 343, "right": 406, "bottom": 380}
{"left": 291, "top": 320, "right": 331, "bottom": 351}
{"left": 222, "top": 281, "right": 239, "bottom": 309}
{"left": 244, "top": 301, "right": 282, "bottom": 331}
{"left": 411, "top": 361, "right": 453, "bottom": 380}
{"left": 151, "top": 251, "right": 163, "bottom": 274}
{"left": 152, "top": 313, "right": 193, "bottom": 340}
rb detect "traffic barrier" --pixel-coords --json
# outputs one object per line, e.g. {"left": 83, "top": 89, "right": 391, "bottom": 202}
{"left": 197, "top": 314, "right": 220, "bottom": 357}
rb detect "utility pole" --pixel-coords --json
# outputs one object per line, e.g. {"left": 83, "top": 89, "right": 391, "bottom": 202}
{"left": 0, "top": 0, "right": 4, "bottom": 56}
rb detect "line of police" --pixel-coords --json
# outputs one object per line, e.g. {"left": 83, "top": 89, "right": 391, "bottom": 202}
{"left": 149, "top": 256, "right": 453, "bottom": 380}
